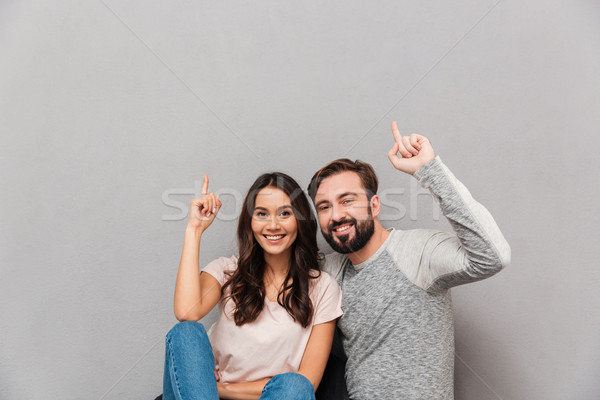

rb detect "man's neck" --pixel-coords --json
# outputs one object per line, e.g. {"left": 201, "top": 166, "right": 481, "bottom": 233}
{"left": 346, "top": 220, "right": 390, "bottom": 265}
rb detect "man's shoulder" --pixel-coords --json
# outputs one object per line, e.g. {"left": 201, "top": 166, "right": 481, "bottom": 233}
{"left": 386, "top": 227, "right": 461, "bottom": 290}
{"left": 323, "top": 252, "right": 348, "bottom": 271}
{"left": 385, "top": 227, "right": 456, "bottom": 266}
{"left": 322, "top": 252, "right": 348, "bottom": 282}
{"left": 386, "top": 227, "right": 453, "bottom": 252}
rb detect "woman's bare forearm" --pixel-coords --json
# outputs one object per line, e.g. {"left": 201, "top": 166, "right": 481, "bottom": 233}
{"left": 173, "top": 225, "right": 205, "bottom": 320}
{"left": 217, "top": 378, "right": 270, "bottom": 400}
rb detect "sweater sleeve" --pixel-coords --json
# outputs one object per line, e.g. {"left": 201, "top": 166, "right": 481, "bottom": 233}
{"left": 408, "top": 156, "right": 511, "bottom": 292}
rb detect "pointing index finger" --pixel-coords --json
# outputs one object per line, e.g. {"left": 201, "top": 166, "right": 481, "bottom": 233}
{"left": 391, "top": 121, "right": 403, "bottom": 144}
{"left": 201, "top": 174, "right": 209, "bottom": 195}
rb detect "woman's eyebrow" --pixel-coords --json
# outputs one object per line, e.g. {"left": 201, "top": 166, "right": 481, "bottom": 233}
{"left": 254, "top": 205, "right": 292, "bottom": 211}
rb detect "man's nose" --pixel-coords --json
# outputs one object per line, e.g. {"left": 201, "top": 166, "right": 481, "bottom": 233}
{"left": 331, "top": 204, "right": 346, "bottom": 223}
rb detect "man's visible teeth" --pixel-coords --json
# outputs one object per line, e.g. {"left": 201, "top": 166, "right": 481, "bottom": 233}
{"left": 334, "top": 225, "right": 351, "bottom": 232}
{"left": 266, "top": 235, "right": 284, "bottom": 240}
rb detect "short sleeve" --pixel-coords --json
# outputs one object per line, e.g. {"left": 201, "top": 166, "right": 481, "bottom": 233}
{"left": 311, "top": 272, "right": 343, "bottom": 326}
{"left": 201, "top": 256, "right": 238, "bottom": 286}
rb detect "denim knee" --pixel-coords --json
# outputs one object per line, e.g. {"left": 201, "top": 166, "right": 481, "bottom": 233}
{"left": 279, "top": 372, "right": 313, "bottom": 390}
{"left": 163, "top": 321, "right": 218, "bottom": 400}
{"left": 166, "top": 321, "right": 209, "bottom": 347}
{"left": 262, "top": 372, "right": 315, "bottom": 400}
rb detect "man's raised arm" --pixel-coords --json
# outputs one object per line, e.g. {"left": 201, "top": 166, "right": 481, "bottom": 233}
{"left": 387, "top": 121, "right": 511, "bottom": 292}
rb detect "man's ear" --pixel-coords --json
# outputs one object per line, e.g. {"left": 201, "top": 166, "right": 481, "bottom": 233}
{"left": 370, "top": 194, "right": 381, "bottom": 218}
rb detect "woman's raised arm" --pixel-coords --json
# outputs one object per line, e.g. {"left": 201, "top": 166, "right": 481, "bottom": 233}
{"left": 173, "top": 175, "right": 223, "bottom": 321}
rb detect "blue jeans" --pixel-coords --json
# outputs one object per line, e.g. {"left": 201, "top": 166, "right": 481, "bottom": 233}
{"left": 163, "top": 321, "right": 315, "bottom": 400}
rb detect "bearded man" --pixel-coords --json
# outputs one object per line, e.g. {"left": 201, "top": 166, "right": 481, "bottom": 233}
{"left": 309, "top": 122, "right": 511, "bottom": 400}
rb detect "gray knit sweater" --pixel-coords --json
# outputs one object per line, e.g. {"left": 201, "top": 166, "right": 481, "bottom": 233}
{"left": 322, "top": 156, "right": 511, "bottom": 400}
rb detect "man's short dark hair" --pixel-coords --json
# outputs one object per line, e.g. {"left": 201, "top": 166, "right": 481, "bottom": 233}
{"left": 307, "top": 158, "right": 379, "bottom": 202}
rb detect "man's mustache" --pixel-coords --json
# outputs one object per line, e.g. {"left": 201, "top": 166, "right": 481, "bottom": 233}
{"left": 328, "top": 218, "right": 357, "bottom": 232}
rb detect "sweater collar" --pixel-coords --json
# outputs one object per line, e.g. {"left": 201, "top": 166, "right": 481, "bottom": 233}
{"left": 351, "top": 227, "right": 396, "bottom": 271}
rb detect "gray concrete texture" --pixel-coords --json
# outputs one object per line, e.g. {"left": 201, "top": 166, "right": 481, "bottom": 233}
{"left": 1, "top": 0, "right": 599, "bottom": 399}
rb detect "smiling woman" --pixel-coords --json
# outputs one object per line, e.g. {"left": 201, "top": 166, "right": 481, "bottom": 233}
{"left": 161, "top": 172, "right": 343, "bottom": 400}
{"left": 222, "top": 173, "right": 319, "bottom": 328}
{"left": 251, "top": 188, "right": 298, "bottom": 261}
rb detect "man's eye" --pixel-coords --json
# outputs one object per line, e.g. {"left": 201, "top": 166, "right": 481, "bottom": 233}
{"left": 318, "top": 205, "right": 329, "bottom": 212}
{"left": 342, "top": 199, "right": 353, "bottom": 205}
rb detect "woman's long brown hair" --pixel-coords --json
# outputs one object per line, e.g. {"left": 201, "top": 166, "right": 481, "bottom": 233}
{"left": 221, "top": 172, "right": 322, "bottom": 328}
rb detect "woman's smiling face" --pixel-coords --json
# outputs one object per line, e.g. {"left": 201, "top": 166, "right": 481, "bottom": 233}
{"left": 251, "top": 187, "right": 298, "bottom": 257}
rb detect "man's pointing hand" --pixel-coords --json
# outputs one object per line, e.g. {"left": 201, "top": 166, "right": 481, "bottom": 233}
{"left": 387, "top": 121, "right": 435, "bottom": 175}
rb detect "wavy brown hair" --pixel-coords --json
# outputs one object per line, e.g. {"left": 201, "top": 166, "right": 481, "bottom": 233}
{"left": 221, "top": 172, "right": 322, "bottom": 328}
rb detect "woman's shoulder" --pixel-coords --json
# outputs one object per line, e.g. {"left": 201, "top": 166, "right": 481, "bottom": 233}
{"left": 204, "top": 255, "right": 238, "bottom": 270}
{"left": 310, "top": 269, "right": 333, "bottom": 281}
{"left": 309, "top": 269, "right": 343, "bottom": 324}
{"left": 309, "top": 269, "right": 340, "bottom": 294}
{"left": 202, "top": 255, "right": 239, "bottom": 285}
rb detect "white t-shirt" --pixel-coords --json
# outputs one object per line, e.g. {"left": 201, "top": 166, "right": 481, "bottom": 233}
{"left": 202, "top": 255, "right": 343, "bottom": 384}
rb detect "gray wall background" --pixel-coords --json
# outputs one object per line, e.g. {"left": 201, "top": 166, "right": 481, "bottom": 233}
{"left": 1, "top": 1, "right": 599, "bottom": 399}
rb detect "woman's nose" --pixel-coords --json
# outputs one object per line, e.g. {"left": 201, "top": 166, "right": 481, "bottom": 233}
{"left": 268, "top": 216, "right": 280, "bottom": 229}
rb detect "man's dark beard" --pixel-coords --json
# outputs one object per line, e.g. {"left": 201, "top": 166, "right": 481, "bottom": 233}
{"left": 322, "top": 214, "right": 375, "bottom": 254}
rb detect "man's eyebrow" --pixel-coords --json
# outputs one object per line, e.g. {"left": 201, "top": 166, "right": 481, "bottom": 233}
{"left": 315, "top": 200, "right": 329, "bottom": 208}
{"left": 337, "top": 192, "right": 360, "bottom": 199}
{"left": 315, "top": 192, "right": 362, "bottom": 208}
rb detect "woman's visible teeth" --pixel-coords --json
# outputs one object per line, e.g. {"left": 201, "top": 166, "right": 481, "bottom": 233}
{"left": 334, "top": 225, "right": 352, "bottom": 232}
{"left": 265, "top": 235, "right": 284, "bottom": 240}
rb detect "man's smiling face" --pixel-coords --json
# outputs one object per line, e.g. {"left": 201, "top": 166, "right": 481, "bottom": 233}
{"left": 314, "top": 171, "right": 376, "bottom": 254}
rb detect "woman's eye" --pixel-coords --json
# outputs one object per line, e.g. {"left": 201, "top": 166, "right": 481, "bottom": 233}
{"left": 279, "top": 211, "right": 291, "bottom": 217}
{"left": 255, "top": 212, "right": 268, "bottom": 218}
